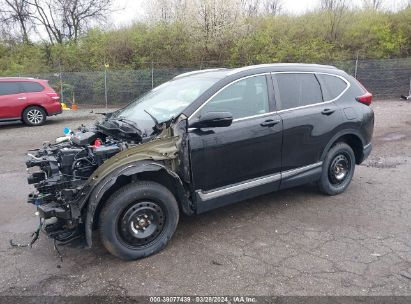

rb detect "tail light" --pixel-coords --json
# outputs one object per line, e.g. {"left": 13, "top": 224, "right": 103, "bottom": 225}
{"left": 356, "top": 92, "right": 373, "bottom": 106}
{"left": 355, "top": 79, "right": 372, "bottom": 106}
{"left": 46, "top": 92, "right": 60, "bottom": 101}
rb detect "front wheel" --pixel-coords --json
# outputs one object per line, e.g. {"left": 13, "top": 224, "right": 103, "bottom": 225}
{"left": 318, "top": 142, "right": 355, "bottom": 196}
{"left": 99, "top": 181, "right": 179, "bottom": 260}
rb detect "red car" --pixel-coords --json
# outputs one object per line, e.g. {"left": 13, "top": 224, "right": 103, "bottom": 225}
{"left": 0, "top": 77, "right": 62, "bottom": 126}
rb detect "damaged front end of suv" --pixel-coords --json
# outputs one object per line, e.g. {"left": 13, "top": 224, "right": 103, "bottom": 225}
{"left": 25, "top": 104, "right": 195, "bottom": 253}
{"left": 22, "top": 74, "right": 219, "bottom": 259}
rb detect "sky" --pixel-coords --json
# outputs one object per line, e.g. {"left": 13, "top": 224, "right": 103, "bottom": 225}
{"left": 109, "top": 0, "right": 408, "bottom": 27}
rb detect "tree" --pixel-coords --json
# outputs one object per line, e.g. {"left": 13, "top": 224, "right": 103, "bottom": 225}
{"left": 362, "top": 0, "right": 384, "bottom": 10}
{"left": 0, "top": 0, "right": 32, "bottom": 43}
{"left": 28, "top": 0, "right": 112, "bottom": 44}
{"left": 146, "top": 0, "right": 190, "bottom": 23}
{"left": 263, "top": 0, "right": 282, "bottom": 16}
{"left": 320, "top": 0, "right": 347, "bottom": 11}
{"left": 239, "top": 0, "right": 282, "bottom": 17}
{"left": 241, "top": 0, "right": 261, "bottom": 17}
{"left": 193, "top": 0, "right": 241, "bottom": 61}
{"left": 320, "top": 0, "right": 348, "bottom": 41}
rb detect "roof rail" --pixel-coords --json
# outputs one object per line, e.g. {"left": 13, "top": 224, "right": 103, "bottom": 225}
{"left": 227, "top": 63, "right": 337, "bottom": 75}
{"left": 173, "top": 68, "right": 227, "bottom": 79}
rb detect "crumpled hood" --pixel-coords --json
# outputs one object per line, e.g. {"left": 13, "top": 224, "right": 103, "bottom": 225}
{"left": 95, "top": 117, "right": 154, "bottom": 143}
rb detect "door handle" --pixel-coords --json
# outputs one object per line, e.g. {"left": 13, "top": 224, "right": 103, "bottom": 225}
{"left": 261, "top": 119, "right": 281, "bottom": 127}
{"left": 18, "top": 97, "right": 26, "bottom": 100}
{"left": 321, "top": 108, "right": 335, "bottom": 116}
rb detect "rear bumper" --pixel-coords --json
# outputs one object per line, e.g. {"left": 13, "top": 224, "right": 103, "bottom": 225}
{"left": 45, "top": 102, "right": 62, "bottom": 116}
{"left": 51, "top": 108, "right": 63, "bottom": 116}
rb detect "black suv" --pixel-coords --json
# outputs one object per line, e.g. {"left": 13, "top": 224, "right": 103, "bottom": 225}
{"left": 25, "top": 64, "right": 374, "bottom": 260}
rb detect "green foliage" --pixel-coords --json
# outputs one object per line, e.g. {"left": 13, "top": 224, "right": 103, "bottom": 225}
{"left": 0, "top": 8, "right": 410, "bottom": 75}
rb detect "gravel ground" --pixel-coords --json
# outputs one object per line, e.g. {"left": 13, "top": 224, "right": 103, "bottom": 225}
{"left": 0, "top": 101, "right": 410, "bottom": 296}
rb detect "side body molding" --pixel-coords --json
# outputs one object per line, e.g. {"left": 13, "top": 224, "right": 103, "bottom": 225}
{"left": 194, "top": 162, "right": 323, "bottom": 214}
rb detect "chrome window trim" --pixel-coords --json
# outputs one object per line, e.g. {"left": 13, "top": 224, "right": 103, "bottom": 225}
{"left": 188, "top": 73, "right": 271, "bottom": 122}
{"left": 232, "top": 111, "right": 275, "bottom": 123}
{"left": 188, "top": 71, "right": 351, "bottom": 125}
{"left": 316, "top": 72, "right": 351, "bottom": 102}
{"left": 271, "top": 71, "right": 351, "bottom": 112}
{"left": 275, "top": 100, "right": 334, "bottom": 114}
{"left": 197, "top": 162, "right": 323, "bottom": 201}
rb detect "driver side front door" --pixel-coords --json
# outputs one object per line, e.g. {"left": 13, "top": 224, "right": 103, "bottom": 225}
{"left": 188, "top": 74, "right": 283, "bottom": 213}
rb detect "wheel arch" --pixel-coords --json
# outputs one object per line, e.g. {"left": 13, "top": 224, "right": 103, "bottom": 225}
{"left": 321, "top": 130, "right": 365, "bottom": 165}
{"left": 21, "top": 104, "right": 49, "bottom": 119}
{"left": 84, "top": 161, "right": 193, "bottom": 248}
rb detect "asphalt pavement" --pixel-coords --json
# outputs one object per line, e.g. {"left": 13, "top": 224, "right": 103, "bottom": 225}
{"left": 0, "top": 101, "right": 410, "bottom": 296}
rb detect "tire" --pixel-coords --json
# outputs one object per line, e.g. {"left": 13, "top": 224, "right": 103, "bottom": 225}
{"left": 99, "top": 181, "right": 179, "bottom": 260}
{"left": 318, "top": 142, "right": 356, "bottom": 196}
{"left": 23, "top": 106, "right": 46, "bottom": 126}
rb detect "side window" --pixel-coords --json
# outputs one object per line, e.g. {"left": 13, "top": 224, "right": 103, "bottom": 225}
{"left": 199, "top": 75, "right": 269, "bottom": 120}
{"left": 317, "top": 74, "right": 348, "bottom": 101}
{"left": 0, "top": 82, "right": 21, "bottom": 96}
{"left": 21, "top": 81, "right": 44, "bottom": 93}
{"left": 273, "top": 73, "right": 323, "bottom": 110}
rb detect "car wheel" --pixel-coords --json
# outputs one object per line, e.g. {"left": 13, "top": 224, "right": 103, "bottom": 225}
{"left": 99, "top": 181, "right": 179, "bottom": 260}
{"left": 318, "top": 142, "right": 355, "bottom": 196}
{"left": 23, "top": 106, "right": 46, "bottom": 126}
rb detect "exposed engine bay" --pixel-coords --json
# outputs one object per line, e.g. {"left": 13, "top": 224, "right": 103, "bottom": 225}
{"left": 25, "top": 116, "right": 163, "bottom": 243}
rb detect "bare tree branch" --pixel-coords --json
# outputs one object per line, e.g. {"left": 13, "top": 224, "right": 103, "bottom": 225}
{"left": 263, "top": 0, "right": 283, "bottom": 16}
{"left": 361, "top": 0, "right": 384, "bottom": 10}
{"left": 0, "top": 0, "right": 32, "bottom": 43}
{"left": 320, "top": 0, "right": 348, "bottom": 41}
{"left": 27, "top": 0, "right": 112, "bottom": 44}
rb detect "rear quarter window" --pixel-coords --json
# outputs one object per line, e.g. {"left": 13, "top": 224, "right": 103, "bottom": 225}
{"left": 0, "top": 82, "right": 21, "bottom": 95}
{"left": 273, "top": 73, "right": 323, "bottom": 110}
{"left": 21, "top": 81, "right": 45, "bottom": 93}
{"left": 317, "top": 74, "right": 348, "bottom": 101}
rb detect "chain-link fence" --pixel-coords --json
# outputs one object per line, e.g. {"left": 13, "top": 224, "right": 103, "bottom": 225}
{"left": 25, "top": 67, "right": 194, "bottom": 108}
{"left": 332, "top": 58, "right": 411, "bottom": 100}
{"left": 21, "top": 58, "right": 411, "bottom": 107}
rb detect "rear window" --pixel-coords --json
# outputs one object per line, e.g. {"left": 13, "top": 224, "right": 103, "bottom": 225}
{"left": 0, "top": 82, "right": 21, "bottom": 95}
{"left": 273, "top": 73, "right": 323, "bottom": 110}
{"left": 21, "top": 81, "right": 44, "bottom": 93}
{"left": 317, "top": 74, "right": 348, "bottom": 101}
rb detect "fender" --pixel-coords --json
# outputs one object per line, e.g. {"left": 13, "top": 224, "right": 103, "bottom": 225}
{"left": 320, "top": 128, "right": 365, "bottom": 162}
{"left": 84, "top": 160, "right": 193, "bottom": 247}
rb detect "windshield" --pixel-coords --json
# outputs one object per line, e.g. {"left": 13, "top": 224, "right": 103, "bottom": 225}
{"left": 113, "top": 77, "right": 219, "bottom": 124}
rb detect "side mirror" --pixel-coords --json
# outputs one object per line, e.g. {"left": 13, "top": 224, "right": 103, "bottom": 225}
{"left": 189, "top": 112, "right": 233, "bottom": 129}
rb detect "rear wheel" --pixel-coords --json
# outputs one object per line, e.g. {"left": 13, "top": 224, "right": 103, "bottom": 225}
{"left": 99, "top": 181, "right": 179, "bottom": 260}
{"left": 318, "top": 142, "right": 355, "bottom": 195}
{"left": 23, "top": 106, "right": 46, "bottom": 126}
